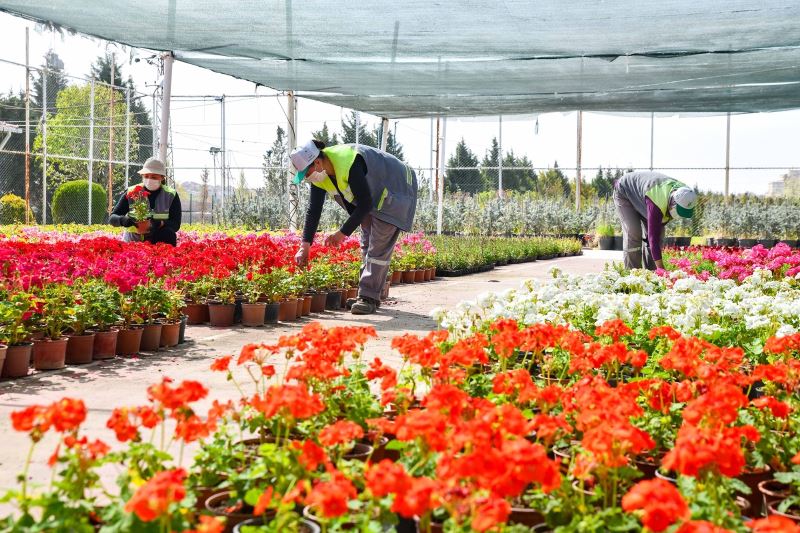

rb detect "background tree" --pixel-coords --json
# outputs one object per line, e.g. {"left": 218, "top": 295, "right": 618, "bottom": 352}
{"left": 0, "top": 91, "right": 27, "bottom": 200}
{"left": 537, "top": 162, "right": 571, "bottom": 199}
{"left": 445, "top": 138, "right": 484, "bottom": 193}
{"left": 338, "top": 111, "right": 405, "bottom": 159}
{"left": 199, "top": 167, "right": 210, "bottom": 223}
{"left": 32, "top": 50, "right": 68, "bottom": 116}
{"left": 501, "top": 150, "right": 537, "bottom": 193}
{"left": 311, "top": 122, "right": 339, "bottom": 146}
{"left": 33, "top": 83, "right": 139, "bottom": 202}
{"left": 262, "top": 125, "right": 288, "bottom": 198}
{"left": 479, "top": 137, "right": 501, "bottom": 192}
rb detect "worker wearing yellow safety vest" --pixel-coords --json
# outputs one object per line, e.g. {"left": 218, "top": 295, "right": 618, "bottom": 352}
{"left": 291, "top": 140, "right": 418, "bottom": 315}
{"left": 613, "top": 171, "right": 696, "bottom": 270}
{"left": 109, "top": 157, "right": 182, "bottom": 246}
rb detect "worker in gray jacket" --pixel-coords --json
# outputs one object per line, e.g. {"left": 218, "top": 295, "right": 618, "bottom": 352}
{"left": 291, "top": 139, "right": 418, "bottom": 315}
{"left": 613, "top": 171, "right": 697, "bottom": 270}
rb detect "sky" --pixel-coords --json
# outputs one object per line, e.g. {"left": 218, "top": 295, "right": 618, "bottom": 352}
{"left": 1, "top": 12, "right": 799, "bottom": 195}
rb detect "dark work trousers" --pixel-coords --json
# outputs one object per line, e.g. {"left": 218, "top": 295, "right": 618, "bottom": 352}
{"left": 358, "top": 214, "right": 401, "bottom": 301}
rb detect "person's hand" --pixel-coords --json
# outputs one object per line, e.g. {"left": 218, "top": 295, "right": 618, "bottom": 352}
{"left": 295, "top": 244, "right": 310, "bottom": 268}
{"left": 324, "top": 231, "right": 346, "bottom": 247}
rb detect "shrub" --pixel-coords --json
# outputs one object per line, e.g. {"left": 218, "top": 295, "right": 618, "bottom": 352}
{"left": 51, "top": 180, "right": 107, "bottom": 224}
{"left": 0, "top": 194, "right": 31, "bottom": 224}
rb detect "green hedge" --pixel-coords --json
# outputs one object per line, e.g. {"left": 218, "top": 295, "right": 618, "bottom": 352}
{"left": 51, "top": 180, "right": 107, "bottom": 224}
{"left": 0, "top": 194, "right": 31, "bottom": 224}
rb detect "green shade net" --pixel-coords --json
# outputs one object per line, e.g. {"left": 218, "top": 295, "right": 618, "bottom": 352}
{"left": 2, "top": 0, "right": 799, "bottom": 118}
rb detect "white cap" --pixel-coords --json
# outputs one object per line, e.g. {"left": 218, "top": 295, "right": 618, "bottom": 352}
{"left": 671, "top": 187, "right": 697, "bottom": 218}
{"left": 289, "top": 140, "right": 321, "bottom": 184}
{"left": 137, "top": 157, "right": 167, "bottom": 176}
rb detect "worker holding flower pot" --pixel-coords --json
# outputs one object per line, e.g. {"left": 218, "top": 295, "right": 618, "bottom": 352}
{"left": 291, "top": 139, "right": 418, "bottom": 315}
{"left": 613, "top": 171, "right": 696, "bottom": 270}
{"left": 109, "top": 157, "right": 182, "bottom": 246}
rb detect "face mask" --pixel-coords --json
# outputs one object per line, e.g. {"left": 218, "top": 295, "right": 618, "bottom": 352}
{"left": 143, "top": 178, "right": 162, "bottom": 191}
{"left": 306, "top": 170, "right": 327, "bottom": 184}
{"left": 669, "top": 205, "right": 680, "bottom": 219}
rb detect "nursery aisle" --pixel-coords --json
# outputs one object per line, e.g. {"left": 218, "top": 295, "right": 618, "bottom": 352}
{"left": 0, "top": 250, "right": 614, "bottom": 491}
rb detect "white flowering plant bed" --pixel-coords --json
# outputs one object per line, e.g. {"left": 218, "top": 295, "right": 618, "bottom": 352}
{"left": 432, "top": 266, "right": 800, "bottom": 361}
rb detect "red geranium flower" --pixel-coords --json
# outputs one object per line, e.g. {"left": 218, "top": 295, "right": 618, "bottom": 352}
{"left": 622, "top": 479, "right": 690, "bottom": 532}
{"left": 124, "top": 468, "right": 187, "bottom": 522}
{"left": 747, "top": 516, "right": 800, "bottom": 532}
{"left": 318, "top": 420, "right": 364, "bottom": 447}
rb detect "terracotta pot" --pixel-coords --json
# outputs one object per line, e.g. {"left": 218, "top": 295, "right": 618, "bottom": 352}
{"left": 343, "top": 442, "right": 374, "bottom": 462}
{"left": 116, "top": 327, "right": 143, "bottom": 355}
{"left": 414, "top": 269, "right": 426, "bottom": 283}
{"left": 423, "top": 267, "right": 431, "bottom": 281}
{"left": 346, "top": 287, "right": 358, "bottom": 301}
{"left": 93, "top": 329, "right": 118, "bottom": 360}
{"left": 767, "top": 501, "right": 800, "bottom": 523}
{"left": 264, "top": 302, "right": 280, "bottom": 323}
{"left": 240, "top": 303, "right": 266, "bottom": 327}
{"left": 66, "top": 333, "right": 95, "bottom": 365}
{"left": 208, "top": 303, "right": 235, "bottom": 327}
{"left": 325, "top": 291, "right": 341, "bottom": 310}
{"left": 310, "top": 292, "right": 327, "bottom": 313}
{"left": 402, "top": 270, "right": 416, "bottom": 283}
{"left": 139, "top": 323, "right": 163, "bottom": 352}
{"left": 739, "top": 466, "right": 772, "bottom": 516}
{"left": 634, "top": 454, "right": 663, "bottom": 480}
{"left": 391, "top": 270, "right": 402, "bottom": 284}
{"left": 33, "top": 337, "right": 68, "bottom": 370}
{"left": 1, "top": 343, "right": 32, "bottom": 378}
{"left": 759, "top": 480, "right": 791, "bottom": 514}
{"left": 278, "top": 299, "right": 297, "bottom": 321}
{"left": 0, "top": 344, "right": 6, "bottom": 376}
{"left": 295, "top": 297, "right": 305, "bottom": 319}
{"left": 205, "top": 491, "right": 260, "bottom": 533}
{"left": 509, "top": 506, "right": 546, "bottom": 527}
{"left": 184, "top": 303, "right": 209, "bottom": 325}
{"left": 302, "top": 296, "right": 312, "bottom": 316}
{"left": 159, "top": 321, "right": 181, "bottom": 347}
{"left": 429, "top": 267, "right": 437, "bottom": 280}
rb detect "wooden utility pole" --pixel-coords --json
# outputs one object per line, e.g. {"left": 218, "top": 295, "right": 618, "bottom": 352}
{"left": 24, "top": 27, "right": 30, "bottom": 223}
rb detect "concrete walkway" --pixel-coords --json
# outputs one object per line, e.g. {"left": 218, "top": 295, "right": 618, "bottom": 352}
{"left": 0, "top": 250, "right": 616, "bottom": 491}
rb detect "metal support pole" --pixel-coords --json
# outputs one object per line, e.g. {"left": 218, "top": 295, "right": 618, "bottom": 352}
{"left": 88, "top": 78, "right": 96, "bottom": 225}
{"left": 152, "top": 93, "right": 158, "bottom": 158}
{"left": 189, "top": 193, "right": 193, "bottom": 224}
{"left": 220, "top": 94, "right": 226, "bottom": 212}
{"left": 649, "top": 112, "right": 655, "bottom": 171}
{"left": 124, "top": 87, "right": 131, "bottom": 189}
{"left": 433, "top": 117, "right": 440, "bottom": 203}
{"left": 158, "top": 52, "right": 174, "bottom": 164}
{"left": 436, "top": 117, "right": 447, "bottom": 235}
{"left": 107, "top": 57, "right": 115, "bottom": 213}
{"left": 287, "top": 91, "right": 299, "bottom": 231}
{"left": 575, "top": 110, "right": 583, "bottom": 211}
{"left": 380, "top": 117, "right": 389, "bottom": 151}
{"left": 355, "top": 111, "right": 360, "bottom": 147}
{"left": 724, "top": 111, "right": 731, "bottom": 199}
{"left": 24, "top": 27, "right": 30, "bottom": 223}
{"left": 42, "top": 69, "right": 47, "bottom": 224}
{"left": 429, "top": 117, "right": 435, "bottom": 201}
{"left": 498, "top": 115, "right": 503, "bottom": 197}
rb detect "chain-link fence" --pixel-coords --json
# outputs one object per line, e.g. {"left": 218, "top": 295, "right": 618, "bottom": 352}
{"left": 2, "top": 52, "right": 799, "bottom": 240}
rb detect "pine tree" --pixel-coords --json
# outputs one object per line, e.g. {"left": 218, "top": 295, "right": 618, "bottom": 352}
{"left": 32, "top": 50, "right": 68, "bottom": 116}
{"left": 311, "top": 122, "right": 339, "bottom": 146}
{"left": 90, "top": 52, "right": 125, "bottom": 87}
{"left": 446, "top": 138, "right": 483, "bottom": 193}
{"left": 263, "top": 126, "right": 288, "bottom": 197}
{"left": 480, "top": 137, "right": 501, "bottom": 191}
{"left": 501, "top": 151, "right": 537, "bottom": 192}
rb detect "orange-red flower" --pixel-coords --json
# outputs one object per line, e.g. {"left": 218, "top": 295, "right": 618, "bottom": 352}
{"left": 185, "top": 516, "right": 225, "bottom": 533}
{"left": 293, "top": 439, "right": 329, "bottom": 471}
{"left": 305, "top": 470, "right": 357, "bottom": 518}
{"left": 751, "top": 396, "right": 792, "bottom": 418}
{"left": 391, "top": 475, "right": 438, "bottom": 518}
{"left": 209, "top": 355, "right": 232, "bottom": 372}
{"left": 471, "top": 496, "right": 511, "bottom": 532}
{"left": 366, "top": 459, "right": 411, "bottom": 497}
{"left": 595, "top": 319, "right": 633, "bottom": 342}
{"left": 622, "top": 479, "right": 690, "bottom": 532}
{"left": 747, "top": 516, "right": 800, "bottom": 532}
{"left": 124, "top": 468, "right": 187, "bottom": 522}
{"left": 318, "top": 420, "right": 364, "bottom": 447}
{"left": 254, "top": 487, "right": 275, "bottom": 517}
{"left": 11, "top": 405, "right": 52, "bottom": 437}
{"left": 675, "top": 521, "right": 735, "bottom": 533}
{"left": 249, "top": 383, "right": 325, "bottom": 421}
{"left": 49, "top": 398, "right": 87, "bottom": 432}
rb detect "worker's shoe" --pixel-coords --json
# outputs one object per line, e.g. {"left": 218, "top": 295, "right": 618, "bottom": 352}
{"left": 345, "top": 297, "right": 358, "bottom": 310}
{"left": 351, "top": 297, "right": 379, "bottom": 315}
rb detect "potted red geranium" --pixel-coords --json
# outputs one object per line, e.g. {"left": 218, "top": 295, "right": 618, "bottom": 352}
{"left": 126, "top": 184, "right": 152, "bottom": 235}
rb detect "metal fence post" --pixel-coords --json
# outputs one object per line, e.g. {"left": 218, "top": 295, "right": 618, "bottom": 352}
{"left": 189, "top": 193, "right": 193, "bottom": 224}
{"left": 88, "top": 77, "right": 95, "bottom": 225}
{"left": 42, "top": 69, "right": 47, "bottom": 224}
{"left": 124, "top": 86, "right": 131, "bottom": 189}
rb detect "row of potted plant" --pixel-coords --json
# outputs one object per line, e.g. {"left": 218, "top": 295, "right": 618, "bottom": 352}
{"left": 4, "top": 318, "right": 800, "bottom": 532}
{"left": 662, "top": 243, "right": 800, "bottom": 282}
